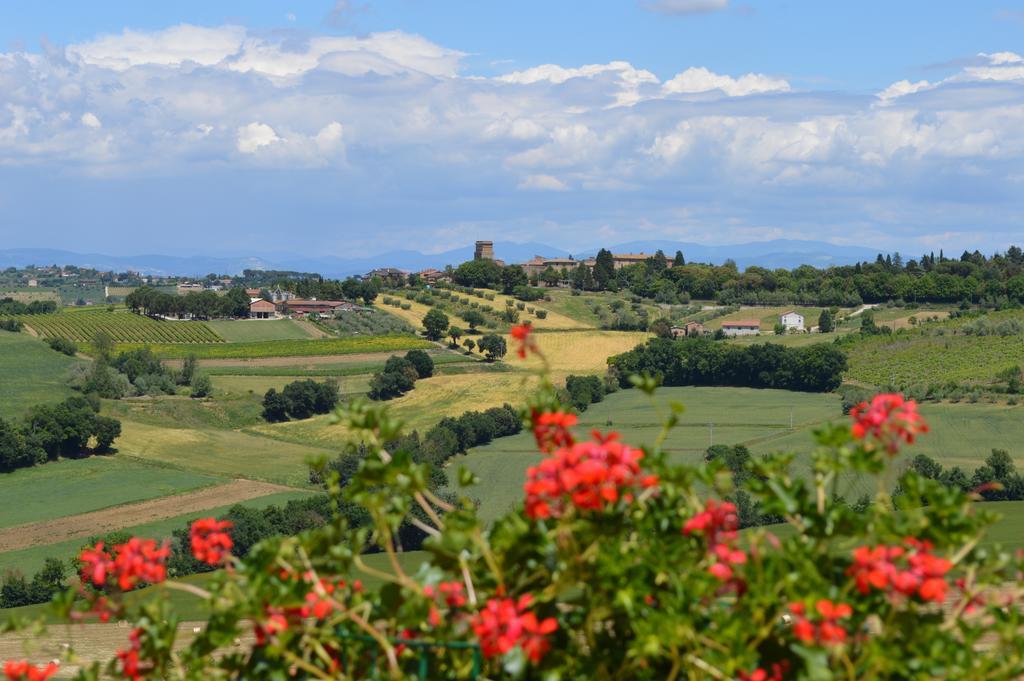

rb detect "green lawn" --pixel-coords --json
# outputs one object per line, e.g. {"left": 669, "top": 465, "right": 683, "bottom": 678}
{"left": 116, "top": 418, "right": 333, "bottom": 486}
{"left": 0, "top": 490, "right": 314, "bottom": 576}
{"left": 102, "top": 335, "right": 433, "bottom": 359}
{"left": 206, "top": 319, "right": 315, "bottom": 342}
{"left": 0, "top": 330, "right": 85, "bottom": 417}
{"left": 0, "top": 457, "right": 223, "bottom": 529}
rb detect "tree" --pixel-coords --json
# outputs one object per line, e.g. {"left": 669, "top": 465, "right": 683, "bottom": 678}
{"left": 501, "top": 304, "right": 520, "bottom": 324}
{"left": 593, "top": 249, "right": 615, "bottom": 290}
{"left": 190, "top": 373, "right": 212, "bottom": 398}
{"left": 369, "top": 357, "right": 419, "bottom": 400}
{"left": 773, "top": 323, "right": 786, "bottom": 336}
{"left": 501, "top": 266, "right": 528, "bottom": 294}
{"left": 448, "top": 326, "right": 464, "bottom": 347}
{"left": 649, "top": 319, "right": 673, "bottom": 339}
{"left": 92, "top": 331, "right": 115, "bottom": 364}
{"left": 262, "top": 388, "right": 289, "bottom": 422}
{"left": 404, "top": 349, "right": 434, "bottom": 378}
{"left": 860, "top": 310, "right": 878, "bottom": 335}
{"left": 93, "top": 416, "right": 122, "bottom": 452}
{"left": 818, "top": 309, "right": 834, "bottom": 333}
{"left": 460, "top": 310, "right": 485, "bottom": 330}
{"left": 422, "top": 309, "right": 449, "bottom": 341}
{"left": 283, "top": 380, "right": 319, "bottom": 419}
{"left": 477, "top": 334, "right": 507, "bottom": 361}
{"left": 452, "top": 259, "right": 503, "bottom": 288}
{"left": 463, "top": 338, "right": 476, "bottom": 354}
{"left": 178, "top": 354, "right": 198, "bottom": 386}
{"left": 673, "top": 250, "right": 685, "bottom": 267}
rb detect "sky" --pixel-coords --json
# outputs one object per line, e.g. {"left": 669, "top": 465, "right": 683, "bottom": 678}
{"left": 0, "top": 0, "right": 1022, "bottom": 258}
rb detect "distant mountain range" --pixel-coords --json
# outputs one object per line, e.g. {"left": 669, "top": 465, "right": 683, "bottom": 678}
{"left": 0, "top": 239, "right": 885, "bottom": 278}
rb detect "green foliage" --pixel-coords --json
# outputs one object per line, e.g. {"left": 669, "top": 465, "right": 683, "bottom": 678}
{"left": 0, "top": 395, "right": 121, "bottom": 471}
{"left": 452, "top": 259, "right": 503, "bottom": 288}
{"left": 477, "top": 333, "right": 507, "bottom": 361}
{"left": 45, "top": 336, "right": 78, "bottom": 356}
{"left": 610, "top": 337, "right": 848, "bottom": 392}
{"left": 189, "top": 373, "right": 212, "bottom": 398}
{"left": 261, "top": 380, "right": 339, "bottom": 421}
{"left": 404, "top": 349, "right": 435, "bottom": 379}
{"left": 422, "top": 308, "right": 450, "bottom": 341}
{"left": 565, "top": 374, "right": 605, "bottom": 411}
{"left": 369, "top": 356, "right": 421, "bottom": 401}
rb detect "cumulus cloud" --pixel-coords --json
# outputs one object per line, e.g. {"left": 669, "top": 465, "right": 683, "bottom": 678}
{"left": 662, "top": 66, "right": 790, "bottom": 96}
{"left": 1, "top": 23, "right": 1023, "bottom": 253}
{"left": 519, "top": 174, "right": 569, "bottom": 191}
{"left": 236, "top": 122, "right": 280, "bottom": 154}
{"left": 641, "top": 0, "right": 729, "bottom": 15}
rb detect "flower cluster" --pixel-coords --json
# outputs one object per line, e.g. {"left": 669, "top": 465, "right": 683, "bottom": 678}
{"left": 421, "top": 580, "right": 469, "bottom": 628}
{"left": 3, "top": 661, "right": 59, "bottom": 681}
{"left": 510, "top": 323, "right": 539, "bottom": 359}
{"left": 524, "top": 430, "right": 657, "bottom": 519}
{"left": 850, "top": 393, "right": 929, "bottom": 454}
{"left": 254, "top": 608, "right": 290, "bottom": 646}
{"left": 300, "top": 574, "right": 359, "bottom": 620}
{"left": 789, "top": 599, "right": 852, "bottom": 646}
{"left": 738, "top": 661, "right": 789, "bottom": 681}
{"left": 470, "top": 595, "right": 558, "bottom": 664}
{"left": 848, "top": 539, "right": 952, "bottom": 602}
{"left": 530, "top": 409, "right": 577, "bottom": 453}
{"left": 683, "top": 500, "right": 747, "bottom": 583}
{"left": 116, "top": 628, "right": 147, "bottom": 681}
{"left": 79, "top": 538, "right": 169, "bottom": 591}
{"left": 190, "top": 518, "right": 234, "bottom": 566}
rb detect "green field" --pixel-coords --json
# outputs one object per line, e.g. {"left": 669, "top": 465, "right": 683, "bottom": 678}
{"left": 0, "top": 457, "right": 223, "bottom": 529}
{"left": 0, "top": 490, "right": 312, "bottom": 577}
{"left": 213, "top": 374, "right": 372, "bottom": 397}
{"left": 844, "top": 332, "right": 1024, "bottom": 388}
{"left": 116, "top": 419, "right": 333, "bottom": 486}
{"left": 201, "top": 349, "right": 475, "bottom": 377}
{"left": 103, "top": 334, "right": 434, "bottom": 359}
{"left": 16, "top": 308, "right": 224, "bottom": 344}
{"left": 0, "top": 330, "right": 86, "bottom": 416}
{"left": 461, "top": 386, "right": 841, "bottom": 523}
{"left": 206, "top": 319, "right": 315, "bottom": 342}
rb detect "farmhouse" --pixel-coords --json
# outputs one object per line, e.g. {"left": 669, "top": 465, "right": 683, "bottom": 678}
{"left": 245, "top": 288, "right": 261, "bottom": 297}
{"left": 418, "top": 268, "right": 450, "bottom": 285}
{"left": 249, "top": 298, "right": 276, "bottom": 319}
{"left": 721, "top": 320, "right": 761, "bottom": 336}
{"left": 177, "top": 282, "right": 203, "bottom": 293}
{"left": 672, "top": 321, "right": 706, "bottom": 338}
{"left": 282, "top": 299, "right": 350, "bottom": 316}
{"left": 270, "top": 287, "right": 295, "bottom": 303}
{"left": 780, "top": 311, "right": 805, "bottom": 331}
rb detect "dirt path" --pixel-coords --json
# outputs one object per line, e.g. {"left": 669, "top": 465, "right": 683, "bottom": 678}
{"left": 0, "top": 480, "right": 298, "bottom": 553}
{"left": 292, "top": 319, "right": 332, "bottom": 339}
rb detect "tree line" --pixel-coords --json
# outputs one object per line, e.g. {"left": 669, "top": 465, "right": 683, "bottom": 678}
{"left": 0, "top": 297, "right": 57, "bottom": 315}
{"left": 609, "top": 337, "right": 848, "bottom": 392}
{"left": 126, "top": 286, "right": 251, "bottom": 319}
{"left": 0, "top": 395, "right": 121, "bottom": 473}
{"left": 261, "top": 380, "right": 340, "bottom": 422}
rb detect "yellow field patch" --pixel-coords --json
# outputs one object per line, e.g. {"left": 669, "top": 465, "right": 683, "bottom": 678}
{"left": 380, "top": 299, "right": 435, "bottom": 328}
{"left": 486, "top": 292, "right": 589, "bottom": 330}
{"left": 516, "top": 330, "right": 651, "bottom": 373}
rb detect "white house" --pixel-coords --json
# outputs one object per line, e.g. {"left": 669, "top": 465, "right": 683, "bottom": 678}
{"left": 780, "top": 311, "right": 805, "bottom": 332}
{"left": 721, "top": 320, "right": 761, "bottom": 336}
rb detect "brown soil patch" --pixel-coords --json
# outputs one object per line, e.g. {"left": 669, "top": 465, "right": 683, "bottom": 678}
{"left": 163, "top": 351, "right": 408, "bottom": 369}
{"left": 0, "top": 480, "right": 297, "bottom": 553}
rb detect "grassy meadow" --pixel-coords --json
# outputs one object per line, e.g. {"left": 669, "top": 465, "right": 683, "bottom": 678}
{"left": 103, "top": 334, "right": 433, "bottom": 359}
{"left": 0, "top": 331, "right": 85, "bottom": 416}
{"left": 206, "top": 318, "right": 316, "bottom": 342}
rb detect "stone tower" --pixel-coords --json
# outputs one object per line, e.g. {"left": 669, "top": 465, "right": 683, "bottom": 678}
{"left": 474, "top": 240, "right": 495, "bottom": 260}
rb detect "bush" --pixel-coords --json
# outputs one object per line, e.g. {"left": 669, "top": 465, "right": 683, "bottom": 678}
{"left": 477, "top": 334, "right": 507, "bottom": 361}
{"left": 190, "top": 373, "right": 212, "bottom": 398}
{"left": 262, "top": 380, "right": 338, "bottom": 421}
{"left": 404, "top": 349, "right": 434, "bottom": 378}
{"left": 565, "top": 374, "right": 605, "bottom": 411}
{"left": 369, "top": 356, "right": 420, "bottom": 400}
{"left": 46, "top": 336, "right": 78, "bottom": 356}
{"left": 536, "top": 309, "right": 548, "bottom": 319}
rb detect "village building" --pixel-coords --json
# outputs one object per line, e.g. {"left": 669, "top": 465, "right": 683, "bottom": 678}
{"left": 249, "top": 298, "right": 276, "bottom": 319}
{"left": 417, "top": 268, "right": 450, "bottom": 286}
{"left": 672, "top": 321, "right": 706, "bottom": 338}
{"left": 177, "top": 282, "right": 203, "bottom": 293}
{"left": 780, "top": 311, "right": 805, "bottom": 332}
{"left": 365, "top": 268, "right": 408, "bottom": 286}
{"left": 26, "top": 279, "right": 38, "bottom": 287}
{"left": 245, "top": 288, "right": 261, "bottom": 298}
{"left": 282, "top": 299, "right": 352, "bottom": 316}
{"left": 270, "top": 287, "right": 295, "bottom": 303}
{"left": 721, "top": 320, "right": 762, "bottom": 336}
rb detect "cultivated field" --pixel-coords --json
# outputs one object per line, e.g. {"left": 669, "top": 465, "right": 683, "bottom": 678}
{"left": 109, "top": 334, "right": 433, "bottom": 359}
{"left": 16, "top": 308, "right": 224, "bottom": 343}
{"left": 0, "top": 330, "right": 85, "bottom": 416}
{"left": 206, "top": 318, "right": 317, "bottom": 342}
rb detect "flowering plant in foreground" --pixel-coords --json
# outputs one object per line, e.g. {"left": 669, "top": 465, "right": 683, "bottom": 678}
{"left": 4, "top": 327, "right": 1024, "bottom": 679}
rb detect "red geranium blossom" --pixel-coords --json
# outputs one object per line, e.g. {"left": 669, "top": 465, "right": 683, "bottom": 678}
{"left": 683, "top": 500, "right": 748, "bottom": 585}
{"left": 531, "top": 409, "right": 577, "bottom": 453}
{"left": 850, "top": 393, "right": 929, "bottom": 454}
{"left": 524, "top": 431, "right": 657, "bottom": 519}
{"left": 848, "top": 538, "right": 951, "bottom": 603}
{"left": 738, "top": 661, "right": 789, "bottom": 681}
{"left": 190, "top": 518, "right": 234, "bottom": 566}
{"left": 79, "top": 538, "right": 169, "bottom": 591}
{"left": 510, "top": 323, "right": 538, "bottom": 359}
{"left": 116, "top": 628, "right": 147, "bottom": 681}
{"left": 3, "top": 661, "right": 59, "bottom": 681}
{"left": 788, "top": 599, "right": 852, "bottom": 646}
{"left": 470, "top": 594, "right": 558, "bottom": 663}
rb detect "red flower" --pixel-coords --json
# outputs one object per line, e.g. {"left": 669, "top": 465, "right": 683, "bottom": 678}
{"left": 3, "top": 661, "right": 59, "bottom": 681}
{"left": 439, "top": 580, "right": 467, "bottom": 609}
{"left": 79, "top": 538, "right": 169, "bottom": 591}
{"left": 531, "top": 409, "right": 577, "bottom": 453}
{"left": 847, "top": 539, "right": 951, "bottom": 603}
{"left": 787, "top": 600, "right": 851, "bottom": 647}
{"left": 254, "top": 609, "right": 289, "bottom": 646}
{"left": 524, "top": 431, "right": 656, "bottom": 519}
{"left": 850, "top": 393, "right": 929, "bottom": 454}
{"left": 190, "top": 518, "right": 234, "bottom": 566}
{"left": 510, "top": 323, "right": 538, "bottom": 359}
{"left": 116, "top": 628, "right": 147, "bottom": 681}
{"left": 471, "top": 595, "right": 557, "bottom": 664}
{"left": 683, "top": 500, "right": 748, "bottom": 585}
{"left": 738, "top": 661, "right": 789, "bottom": 681}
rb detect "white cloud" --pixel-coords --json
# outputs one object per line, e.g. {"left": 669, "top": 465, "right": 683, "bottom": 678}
{"left": 68, "top": 24, "right": 246, "bottom": 70}
{"left": 519, "top": 174, "right": 569, "bottom": 191}
{"left": 236, "top": 122, "right": 280, "bottom": 154}
{"left": 80, "top": 112, "right": 102, "bottom": 128}
{"left": 641, "top": 0, "right": 729, "bottom": 15}
{"left": 662, "top": 66, "right": 790, "bottom": 96}
{"left": 876, "top": 79, "right": 932, "bottom": 102}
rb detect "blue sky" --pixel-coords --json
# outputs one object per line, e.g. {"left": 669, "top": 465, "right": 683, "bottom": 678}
{"left": 0, "top": 1, "right": 1022, "bottom": 257}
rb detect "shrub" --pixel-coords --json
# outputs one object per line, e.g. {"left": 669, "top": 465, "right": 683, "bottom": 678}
{"left": 369, "top": 356, "right": 420, "bottom": 400}
{"left": 190, "top": 373, "right": 212, "bottom": 398}
{"left": 46, "top": 336, "right": 78, "bottom": 356}
{"left": 536, "top": 309, "right": 548, "bottom": 319}
{"left": 262, "top": 380, "right": 338, "bottom": 421}
{"left": 0, "top": 318, "right": 22, "bottom": 332}
{"left": 477, "top": 333, "right": 507, "bottom": 361}
{"left": 404, "top": 349, "right": 434, "bottom": 378}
